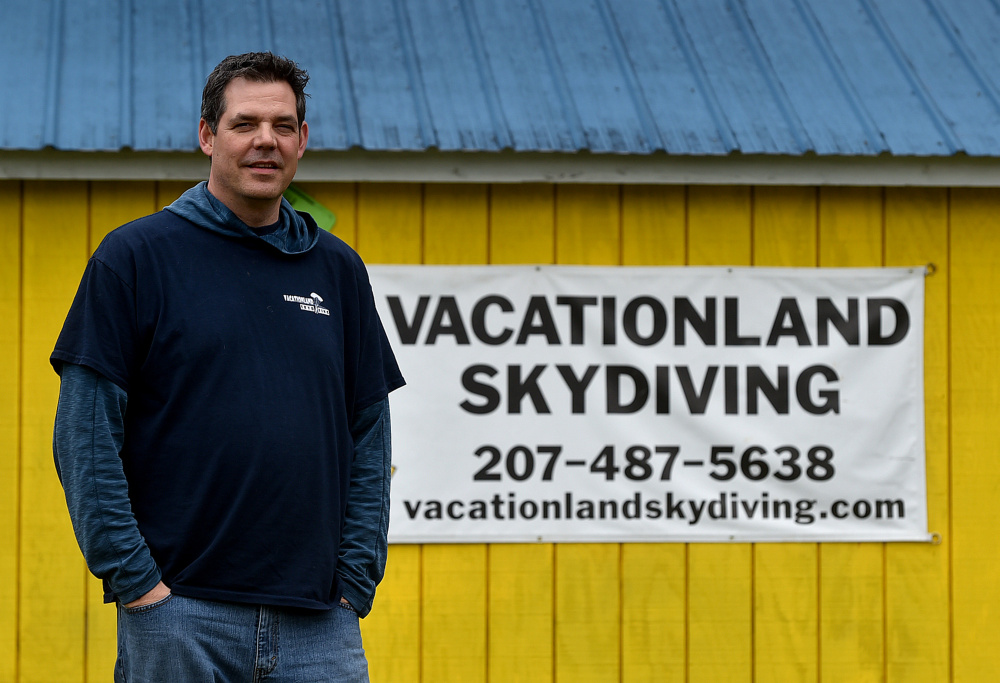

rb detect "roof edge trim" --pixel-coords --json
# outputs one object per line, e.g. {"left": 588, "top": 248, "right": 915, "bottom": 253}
{"left": 2, "top": 149, "right": 1000, "bottom": 186}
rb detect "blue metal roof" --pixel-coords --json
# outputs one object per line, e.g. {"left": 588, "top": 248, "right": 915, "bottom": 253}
{"left": 2, "top": 0, "right": 999, "bottom": 156}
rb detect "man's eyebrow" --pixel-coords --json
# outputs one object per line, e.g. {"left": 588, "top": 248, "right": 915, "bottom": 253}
{"left": 228, "top": 112, "right": 299, "bottom": 125}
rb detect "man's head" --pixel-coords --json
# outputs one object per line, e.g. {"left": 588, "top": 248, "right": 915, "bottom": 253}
{"left": 198, "top": 52, "right": 310, "bottom": 226}
{"left": 201, "top": 52, "right": 309, "bottom": 134}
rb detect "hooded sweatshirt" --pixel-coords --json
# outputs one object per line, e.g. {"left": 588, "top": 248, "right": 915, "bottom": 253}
{"left": 51, "top": 182, "right": 404, "bottom": 613}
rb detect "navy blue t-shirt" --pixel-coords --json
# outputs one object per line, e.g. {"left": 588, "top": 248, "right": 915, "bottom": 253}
{"left": 51, "top": 210, "right": 404, "bottom": 609}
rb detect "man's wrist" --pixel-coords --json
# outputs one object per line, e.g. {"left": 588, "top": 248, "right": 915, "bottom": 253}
{"left": 122, "top": 580, "right": 170, "bottom": 608}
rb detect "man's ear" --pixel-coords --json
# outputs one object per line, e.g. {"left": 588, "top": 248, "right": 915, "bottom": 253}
{"left": 198, "top": 119, "right": 214, "bottom": 157}
{"left": 297, "top": 120, "right": 309, "bottom": 159}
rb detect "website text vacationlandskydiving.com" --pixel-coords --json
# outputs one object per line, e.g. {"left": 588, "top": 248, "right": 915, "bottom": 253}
{"left": 402, "top": 489, "right": 906, "bottom": 527}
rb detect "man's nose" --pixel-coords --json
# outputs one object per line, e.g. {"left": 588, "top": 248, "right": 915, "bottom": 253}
{"left": 255, "top": 124, "right": 277, "bottom": 148}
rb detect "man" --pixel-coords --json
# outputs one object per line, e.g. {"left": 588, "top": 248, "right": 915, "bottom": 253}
{"left": 51, "top": 52, "right": 404, "bottom": 682}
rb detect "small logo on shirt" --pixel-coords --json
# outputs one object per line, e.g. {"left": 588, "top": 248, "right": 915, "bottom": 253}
{"left": 283, "top": 292, "right": 330, "bottom": 316}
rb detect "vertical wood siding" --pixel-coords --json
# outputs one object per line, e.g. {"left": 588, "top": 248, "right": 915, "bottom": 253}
{"left": 0, "top": 180, "right": 992, "bottom": 681}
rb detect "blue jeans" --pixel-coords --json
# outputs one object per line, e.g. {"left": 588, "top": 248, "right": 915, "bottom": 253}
{"left": 114, "top": 594, "right": 368, "bottom": 682}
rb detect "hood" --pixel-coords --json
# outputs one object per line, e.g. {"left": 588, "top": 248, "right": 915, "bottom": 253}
{"left": 165, "top": 181, "right": 320, "bottom": 255}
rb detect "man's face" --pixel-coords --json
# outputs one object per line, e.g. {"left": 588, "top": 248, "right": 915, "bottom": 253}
{"left": 198, "top": 77, "right": 308, "bottom": 225}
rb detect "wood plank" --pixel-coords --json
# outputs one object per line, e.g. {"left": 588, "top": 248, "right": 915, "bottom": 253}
{"left": 490, "top": 184, "right": 555, "bottom": 264}
{"left": 488, "top": 544, "right": 555, "bottom": 682}
{"left": 424, "top": 183, "right": 488, "bottom": 264}
{"left": 619, "top": 185, "right": 687, "bottom": 679}
{"left": 555, "top": 185, "right": 620, "bottom": 265}
{"left": 552, "top": 185, "right": 621, "bottom": 681}
{"left": 621, "top": 544, "right": 686, "bottom": 681}
{"left": 883, "top": 187, "right": 950, "bottom": 682}
{"left": 688, "top": 185, "right": 752, "bottom": 266}
{"left": 0, "top": 180, "right": 21, "bottom": 683}
{"left": 20, "top": 180, "right": 90, "bottom": 682}
{"left": 356, "top": 183, "right": 423, "bottom": 264}
{"left": 621, "top": 185, "right": 686, "bottom": 266}
{"left": 555, "top": 183, "right": 619, "bottom": 266}
{"left": 752, "top": 186, "right": 819, "bottom": 682}
{"left": 487, "top": 183, "right": 557, "bottom": 681}
{"left": 422, "top": 545, "right": 488, "bottom": 682}
{"left": 817, "top": 187, "right": 882, "bottom": 267}
{"left": 817, "top": 186, "right": 885, "bottom": 681}
{"left": 362, "top": 545, "right": 421, "bottom": 683}
{"left": 419, "top": 184, "right": 490, "bottom": 680}
{"left": 950, "top": 188, "right": 1000, "bottom": 680}
{"left": 555, "top": 544, "right": 620, "bottom": 682}
{"left": 356, "top": 182, "right": 424, "bottom": 680}
{"left": 687, "top": 185, "right": 753, "bottom": 682}
{"left": 85, "top": 574, "right": 116, "bottom": 683}
{"left": 753, "top": 186, "right": 817, "bottom": 267}
{"left": 84, "top": 182, "right": 158, "bottom": 682}
{"left": 818, "top": 543, "right": 885, "bottom": 682}
{"left": 753, "top": 544, "right": 818, "bottom": 682}
{"left": 688, "top": 544, "right": 753, "bottom": 682}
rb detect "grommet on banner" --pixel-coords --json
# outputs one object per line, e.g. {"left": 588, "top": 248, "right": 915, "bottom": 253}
{"left": 930, "top": 532, "right": 943, "bottom": 545}
{"left": 925, "top": 262, "right": 937, "bottom": 276}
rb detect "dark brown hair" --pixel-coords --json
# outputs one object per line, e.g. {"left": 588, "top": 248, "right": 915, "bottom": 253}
{"left": 201, "top": 52, "right": 309, "bottom": 133}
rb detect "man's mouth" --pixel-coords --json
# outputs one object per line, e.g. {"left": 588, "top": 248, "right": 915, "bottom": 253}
{"left": 247, "top": 160, "right": 281, "bottom": 170}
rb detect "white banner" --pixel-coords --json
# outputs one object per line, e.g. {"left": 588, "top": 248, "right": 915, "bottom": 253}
{"left": 371, "top": 266, "right": 928, "bottom": 543}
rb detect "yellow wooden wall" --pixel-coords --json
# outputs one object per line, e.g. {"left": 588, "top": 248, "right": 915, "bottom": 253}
{"left": 0, "top": 179, "right": 996, "bottom": 681}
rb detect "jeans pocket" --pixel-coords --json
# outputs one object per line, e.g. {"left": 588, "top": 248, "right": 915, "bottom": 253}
{"left": 122, "top": 593, "right": 174, "bottom": 615}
